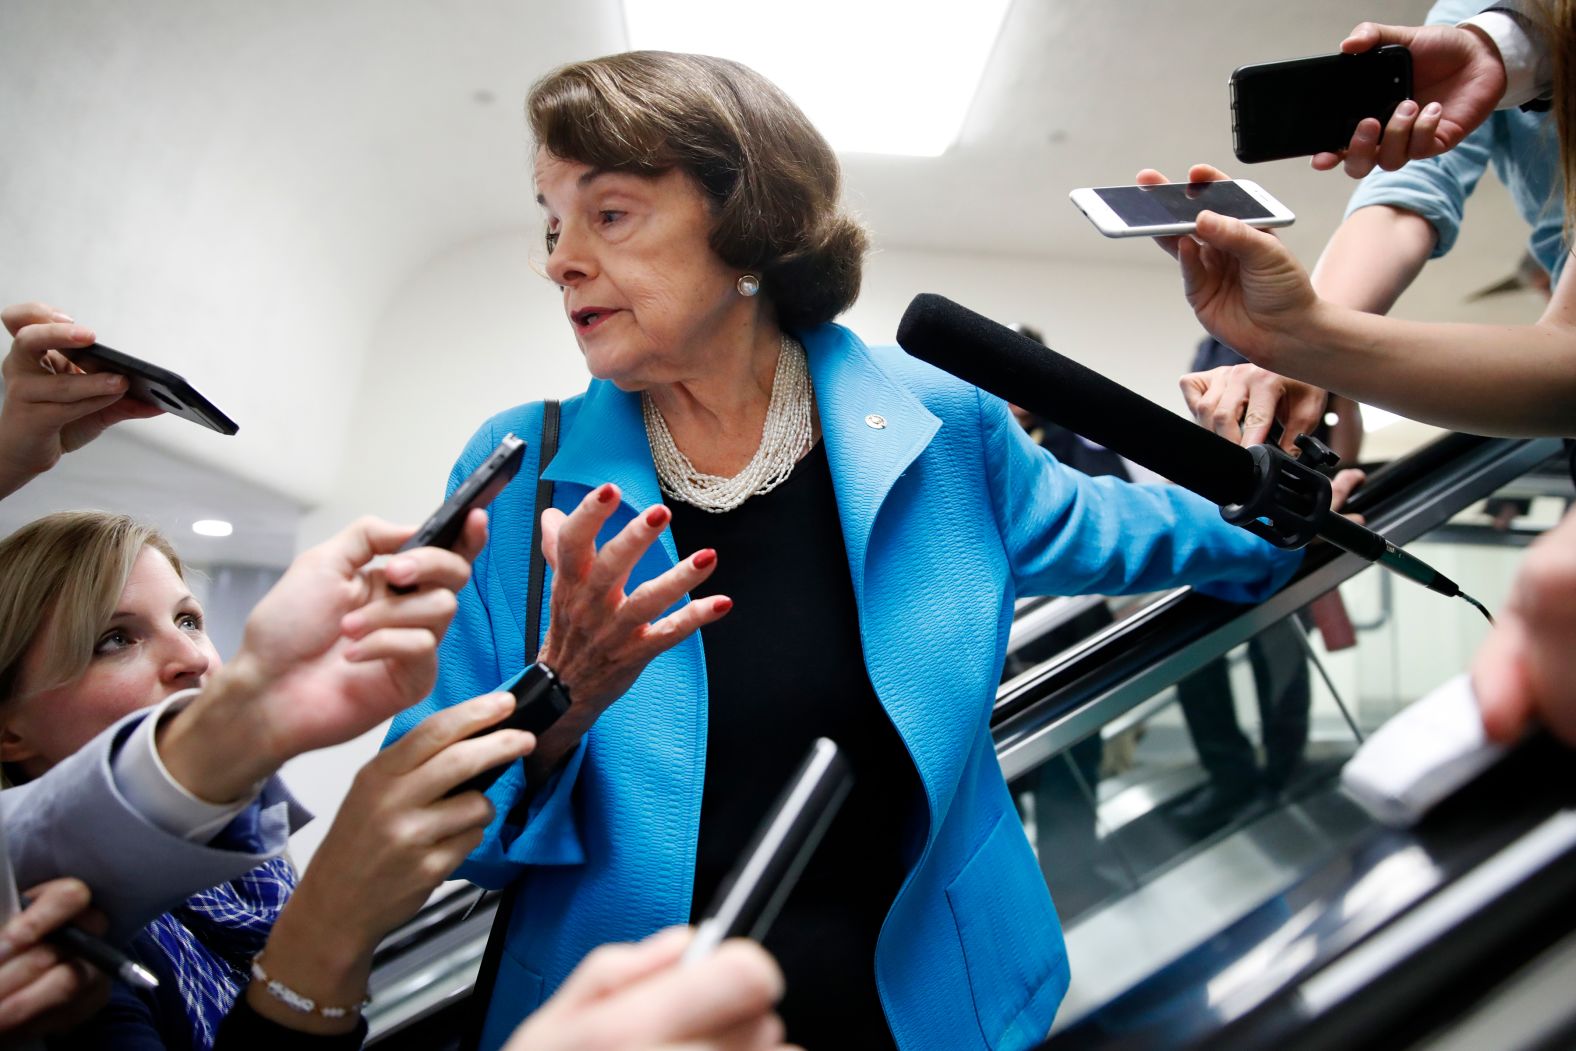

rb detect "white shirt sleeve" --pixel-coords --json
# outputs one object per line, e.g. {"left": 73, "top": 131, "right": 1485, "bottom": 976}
{"left": 111, "top": 688, "right": 261, "bottom": 843}
{"left": 1462, "top": 7, "right": 1554, "bottom": 109}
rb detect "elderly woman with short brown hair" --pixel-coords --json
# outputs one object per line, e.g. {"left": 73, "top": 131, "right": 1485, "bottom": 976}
{"left": 388, "top": 50, "right": 1300, "bottom": 1051}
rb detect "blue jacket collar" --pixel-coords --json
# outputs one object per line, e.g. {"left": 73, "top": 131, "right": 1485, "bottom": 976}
{"left": 540, "top": 324, "right": 941, "bottom": 583}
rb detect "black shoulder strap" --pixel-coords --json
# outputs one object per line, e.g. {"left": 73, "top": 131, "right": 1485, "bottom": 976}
{"left": 525, "top": 400, "right": 559, "bottom": 657}
{"left": 462, "top": 399, "right": 559, "bottom": 1051}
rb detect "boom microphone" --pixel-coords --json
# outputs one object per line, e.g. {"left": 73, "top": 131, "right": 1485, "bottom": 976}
{"left": 895, "top": 293, "right": 1486, "bottom": 616}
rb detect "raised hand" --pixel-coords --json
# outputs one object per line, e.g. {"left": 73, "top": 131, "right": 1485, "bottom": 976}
{"left": 528, "top": 483, "right": 730, "bottom": 777}
{"left": 158, "top": 511, "right": 488, "bottom": 802}
{"left": 1311, "top": 22, "right": 1506, "bottom": 177}
{"left": 0, "top": 302, "right": 162, "bottom": 499}
{"left": 1138, "top": 165, "right": 1322, "bottom": 370}
{"left": 245, "top": 694, "right": 534, "bottom": 1034}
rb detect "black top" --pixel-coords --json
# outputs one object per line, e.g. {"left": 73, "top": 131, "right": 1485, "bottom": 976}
{"left": 671, "top": 442, "right": 921, "bottom": 1051}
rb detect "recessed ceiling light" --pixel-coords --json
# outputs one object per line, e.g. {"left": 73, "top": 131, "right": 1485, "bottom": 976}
{"left": 621, "top": 0, "right": 1012, "bottom": 157}
{"left": 192, "top": 519, "right": 233, "bottom": 537}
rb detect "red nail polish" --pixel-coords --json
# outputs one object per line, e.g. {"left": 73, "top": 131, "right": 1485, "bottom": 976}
{"left": 713, "top": 596, "right": 733, "bottom": 613}
{"left": 645, "top": 505, "right": 670, "bottom": 528}
{"left": 597, "top": 484, "right": 616, "bottom": 504}
{"left": 693, "top": 549, "right": 716, "bottom": 569}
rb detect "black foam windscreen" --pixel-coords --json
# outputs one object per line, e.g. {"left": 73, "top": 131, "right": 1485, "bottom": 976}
{"left": 896, "top": 293, "right": 1257, "bottom": 507}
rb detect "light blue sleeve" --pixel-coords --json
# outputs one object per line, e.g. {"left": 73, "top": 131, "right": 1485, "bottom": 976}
{"left": 383, "top": 410, "right": 586, "bottom": 890}
{"left": 1343, "top": 120, "right": 1496, "bottom": 260}
{"left": 978, "top": 389, "right": 1301, "bottom": 605}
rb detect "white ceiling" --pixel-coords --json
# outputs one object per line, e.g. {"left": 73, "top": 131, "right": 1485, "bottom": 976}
{"left": 0, "top": 0, "right": 1529, "bottom": 551}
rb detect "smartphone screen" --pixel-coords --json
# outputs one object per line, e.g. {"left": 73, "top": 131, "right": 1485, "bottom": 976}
{"left": 1233, "top": 46, "right": 1412, "bottom": 162}
{"left": 1092, "top": 181, "right": 1272, "bottom": 228}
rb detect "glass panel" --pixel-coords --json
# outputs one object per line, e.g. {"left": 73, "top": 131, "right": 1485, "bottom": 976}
{"left": 1003, "top": 448, "right": 1574, "bottom": 1028}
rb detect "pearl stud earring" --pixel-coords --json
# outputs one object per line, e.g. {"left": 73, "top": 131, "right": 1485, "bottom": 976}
{"left": 737, "top": 273, "right": 761, "bottom": 297}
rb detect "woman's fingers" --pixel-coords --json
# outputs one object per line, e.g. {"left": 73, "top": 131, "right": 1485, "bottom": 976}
{"left": 588, "top": 504, "right": 673, "bottom": 597}
{"left": 555, "top": 483, "right": 624, "bottom": 583}
{"left": 621, "top": 548, "right": 721, "bottom": 627}
{"left": 634, "top": 592, "right": 733, "bottom": 661}
{"left": 378, "top": 693, "right": 515, "bottom": 776}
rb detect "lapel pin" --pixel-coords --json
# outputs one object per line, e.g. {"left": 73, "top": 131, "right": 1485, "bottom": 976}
{"left": 865, "top": 413, "right": 887, "bottom": 429}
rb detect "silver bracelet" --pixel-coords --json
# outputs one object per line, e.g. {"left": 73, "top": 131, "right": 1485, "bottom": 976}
{"left": 251, "top": 953, "right": 371, "bottom": 1019}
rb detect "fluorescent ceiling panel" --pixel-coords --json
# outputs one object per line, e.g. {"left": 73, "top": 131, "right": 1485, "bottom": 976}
{"left": 622, "top": 0, "right": 1012, "bottom": 156}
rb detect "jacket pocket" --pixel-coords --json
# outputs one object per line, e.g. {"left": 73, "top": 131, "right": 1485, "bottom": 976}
{"left": 479, "top": 950, "right": 544, "bottom": 1051}
{"left": 945, "top": 812, "right": 1069, "bottom": 1050}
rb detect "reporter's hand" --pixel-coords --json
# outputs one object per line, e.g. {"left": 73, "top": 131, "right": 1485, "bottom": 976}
{"left": 528, "top": 484, "right": 730, "bottom": 778}
{"left": 1138, "top": 165, "right": 1323, "bottom": 371}
{"left": 1311, "top": 22, "right": 1506, "bottom": 177}
{"left": 159, "top": 511, "right": 489, "bottom": 801}
{"left": 0, "top": 302, "right": 162, "bottom": 499}
{"left": 0, "top": 878, "right": 109, "bottom": 1037}
{"left": 1475, "top": 508, "right": 1576, "bottom": 747}
{"left": 505, "top": 927, "right": 792, "bottom": 1051}
{"left": 247, "top": 694, "right": 533, "bottom": 1034}
{"left": 1180, "top": 364, "right": 1331, "bottom": 454}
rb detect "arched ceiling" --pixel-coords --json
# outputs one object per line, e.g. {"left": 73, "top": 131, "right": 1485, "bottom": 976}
{"left": 1, "top": 0, "right": 1521, "bottom": 510}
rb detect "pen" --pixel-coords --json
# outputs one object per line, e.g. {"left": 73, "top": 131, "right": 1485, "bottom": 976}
{"left": 18, "top": 895, "right": 159, "bottom": 991}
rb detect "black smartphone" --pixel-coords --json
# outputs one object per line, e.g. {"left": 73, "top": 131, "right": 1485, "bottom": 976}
{"left": 1231, "top": 45, "right": 1413, "bottom": 163}
{"left": 64, "top": 343, "right": 238, "bottom": 435}
{"left": 389, "top": 433, "right": 525, "bottom": 594}
{"left": 445, "top": 663, "right": 573, "bottom": 797}
{"left": 399, "top": 434, "right": 526, "bottom": 554}
{"left": 682, "top": 738, "right": 854, "bottom": 962}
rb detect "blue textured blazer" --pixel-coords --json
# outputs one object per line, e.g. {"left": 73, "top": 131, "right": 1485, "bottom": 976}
{"left": 387, "top": 323, "right": 1299, "bottom": 1050}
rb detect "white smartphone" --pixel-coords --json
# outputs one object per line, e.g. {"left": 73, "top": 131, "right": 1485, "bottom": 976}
{"left": 1068, "top": 179, "right": 1295, "bottom": 238}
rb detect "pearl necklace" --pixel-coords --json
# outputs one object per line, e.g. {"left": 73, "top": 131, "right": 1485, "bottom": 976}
{"left": 642, "top": 335, "right": 813, "bottom": 513}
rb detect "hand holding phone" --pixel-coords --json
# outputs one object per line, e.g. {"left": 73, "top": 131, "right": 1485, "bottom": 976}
{"left": 389, "top": 433, "right": 525, "bottom": 594}
{"left": 1069, "top": 180, "right": 1294, "bottom": 239}
{"left": 64, "top": 343, "right": 237, "bottom": 435}
{"left": 683, "top": 738, "right": 853, "bottom": 963}
{"left": 444, "top": 663, "right": 572, "bottom": 797}
{"left": 1231, "top": 45, "right": 1413, "bottom": 164}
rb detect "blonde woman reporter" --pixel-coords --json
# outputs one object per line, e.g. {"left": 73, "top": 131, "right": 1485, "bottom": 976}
{"left": 0, "top": 509, "right": 524, "bottom": 1047}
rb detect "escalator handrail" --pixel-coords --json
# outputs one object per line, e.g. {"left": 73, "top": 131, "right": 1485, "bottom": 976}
{"left": 990, "top": 434, "right": 1563, "bottom": 781}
